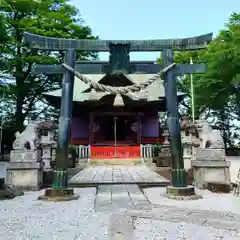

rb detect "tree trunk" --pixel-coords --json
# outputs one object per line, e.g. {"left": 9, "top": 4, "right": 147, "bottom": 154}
{"left": 14, "top": 23, "right": 25, "bottom": 131}
{"left": 15, "top": 95, "right": 25, "bottom": 131}
{"left": 219, "top": 109, "right": 228, "bottom": 151}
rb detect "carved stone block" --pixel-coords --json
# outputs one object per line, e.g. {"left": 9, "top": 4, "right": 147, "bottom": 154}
{"left": 10, "top": 150, "right": 41, "bottom": 163}
{"left": 195, "top": 149, "right": 225, "bottom": 161}
{"left": 41, "top": 147, "right": 52, "bottom": 169}
{"left": 192, "top": 160, "right": 230, "bottom": 189}
{"left": 6, "top": 162, "right": 44, "bottom": 190}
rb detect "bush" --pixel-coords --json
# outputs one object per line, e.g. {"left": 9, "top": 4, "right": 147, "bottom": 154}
{"left": 153, "top": 144, "right": 162, "bottom": 157}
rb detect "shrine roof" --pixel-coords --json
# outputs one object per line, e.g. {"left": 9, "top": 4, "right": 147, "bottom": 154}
{"left": 43, "top": 73, "right": 186, "bottom": 102}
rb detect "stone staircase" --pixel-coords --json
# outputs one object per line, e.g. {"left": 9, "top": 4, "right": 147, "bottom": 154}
{"left": 77, "top": 158, "right": 157, "bottom": 167}
{"left": 90, "top": 158, "right": 143, "bottom": 166}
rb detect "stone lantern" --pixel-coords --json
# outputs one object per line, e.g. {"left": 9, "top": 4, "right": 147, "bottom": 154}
{"left": 155, "top": 121, "right": 171, "bottom": 167}
{"left": 162, "top": 125, "right": 170, "bottom": 153}
{"left": 180, "top": 114, "right": 193, "bottom": 169}
{"left": 189, "top": 121, "right": 201, "bottom": 160}
{"left": 38, "top": 121, "right": 57, "bottom": 169}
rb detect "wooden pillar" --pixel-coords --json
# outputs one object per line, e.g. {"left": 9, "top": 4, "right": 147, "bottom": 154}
{"left": 89, "top": 112, "right": 93, "bottom": 145}
{"left": 114, "top": 116, "right": 117, "bottom": 157}
{"left": 56, "top": 49, "right": 76, "bottom": 171}
{"left": 137, "top": 113, "right": 141, "bottom": 145}
{"left": 53, "top": 48, "right": 76, "bottom": 190}
{"left": 162, "top": 49, "right": 183, "bottom": 170}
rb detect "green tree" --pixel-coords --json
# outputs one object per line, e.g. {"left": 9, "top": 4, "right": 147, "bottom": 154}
{"left": 164, "top": 13, "right": 240, "bottom": 147}
{"left": 0, "top": 0, "right": 97, "bottom": 132}
{"left": 196, "top": 13, "right": 239, "bottom": 147}
{"left": 157, "top": 50, "right": 207, "bottom": 119}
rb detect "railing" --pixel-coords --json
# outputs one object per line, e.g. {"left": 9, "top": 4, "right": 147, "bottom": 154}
{"left": 90, "top": 146, "right": 141, "bottom": 159}
{"left": 76, "top": 145, "right": 90, "bottom": 161}
{"left": 140, "top": 144, "right": 156, "bottom": 158}
{"left": 74, "top": 144, "right": 157, "bottom": 160}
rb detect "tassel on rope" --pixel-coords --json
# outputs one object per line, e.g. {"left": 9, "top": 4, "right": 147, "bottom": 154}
{"left": 113, "top": 94, "right": 125, "bottom": 107}
{"left": 88, "top": 88, "right": 98, "bottom": 101}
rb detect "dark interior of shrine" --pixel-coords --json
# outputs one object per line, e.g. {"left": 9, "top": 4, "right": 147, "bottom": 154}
{"left": 94, "top": 115, "right": 137, "bottom": 144}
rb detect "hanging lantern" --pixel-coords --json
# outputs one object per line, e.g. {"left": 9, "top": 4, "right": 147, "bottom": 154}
{"left": 113, "top": 93, "right": 125, "bottom": 107}
{"left": 88, "top": 88, "right": 98, "bottom": 101}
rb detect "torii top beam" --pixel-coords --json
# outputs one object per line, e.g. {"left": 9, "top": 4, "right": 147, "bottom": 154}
{"left": 23, "top": 32, "right": 213, "bottom": 51}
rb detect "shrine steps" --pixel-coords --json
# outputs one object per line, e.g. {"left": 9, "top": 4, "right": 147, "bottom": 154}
{"left": 68, "top": 165, "right": 170, "bottom": 188}
{"left": 89, "top": 158, "right": 143, "bottom": 166}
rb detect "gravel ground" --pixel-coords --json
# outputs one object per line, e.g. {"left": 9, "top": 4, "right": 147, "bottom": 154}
{"left": 0, "top": 188, "right": 110, "bottom": 240}
{"left": 0, "top": 157, "right": 239, "bottom": 239}
{"left": 134, "top": 218, "right": 240, "bottom": 239}
{"left": 143, "top": 187, "right": 240, "bottom": 214}
{"left": 0, "top": 187, "right": 240, "bottom": 239}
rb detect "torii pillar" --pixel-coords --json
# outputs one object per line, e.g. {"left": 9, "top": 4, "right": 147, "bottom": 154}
{"left": 162, "top": 49, "right": 201, "bottom": 198}
{"left": 23, "top": 31, "right": 212, "bottom": 200}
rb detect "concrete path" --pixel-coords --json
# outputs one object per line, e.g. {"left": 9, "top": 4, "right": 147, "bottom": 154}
{"left": 69, "top": 166, "right": 169, "bottom": 187}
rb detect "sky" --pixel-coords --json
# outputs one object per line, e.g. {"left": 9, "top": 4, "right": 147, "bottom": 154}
{"left": 70, "top": 0, "right": 239, "bottom": 61}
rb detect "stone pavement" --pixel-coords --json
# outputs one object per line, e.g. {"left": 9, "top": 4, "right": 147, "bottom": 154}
{"left": 94, "top": 184, "right": 240, "bottom": 234}
{"left": 93, "top": 182, "right": 240, "bottom": 239}
{"left": 69, "top": 165, "right": 169, "bottom": 187}
{"left": 95, "top": 184, "right": 150, "bottom": 211}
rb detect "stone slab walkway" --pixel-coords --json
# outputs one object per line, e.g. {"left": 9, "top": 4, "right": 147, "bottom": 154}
{"left": 69, "top": 166, "right": 169, "bottom": 187}
{"left": 95, "top": 184, "right": 150, "bottom": 211}
{"left": 95, "top": 185, "right": 240, "bottom": 237}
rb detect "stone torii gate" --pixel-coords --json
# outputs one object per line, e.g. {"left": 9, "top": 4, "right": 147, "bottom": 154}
{"left": 23, "top": 32, "right": 212, "bottom": 200}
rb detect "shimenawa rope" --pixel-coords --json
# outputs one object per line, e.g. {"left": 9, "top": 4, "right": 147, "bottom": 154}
{"left": 62, "top": 63, "right": 176, "bottom": 95}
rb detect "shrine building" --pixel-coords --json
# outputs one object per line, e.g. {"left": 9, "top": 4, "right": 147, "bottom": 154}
{"left": 43, "top": 60, "right": 185, "bottom": 160}
{"left": 24, "top": 31, "right": 211, "bottom": 162}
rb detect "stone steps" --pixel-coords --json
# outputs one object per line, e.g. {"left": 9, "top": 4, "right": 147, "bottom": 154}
{"left": 68, "top": 166, "right": 170, "bottom": 188}
{"left": 90, "top": 158, "right": 143, "bottom": 166}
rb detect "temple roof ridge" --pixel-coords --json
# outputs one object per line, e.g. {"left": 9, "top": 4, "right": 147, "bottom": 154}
{"left": 43, "top": 73, "right": 186, "bottom": 103}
